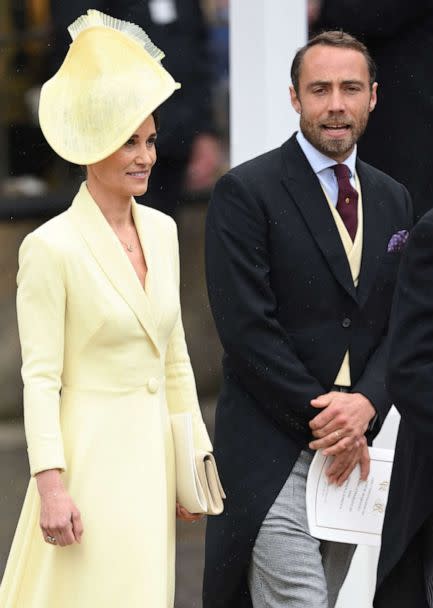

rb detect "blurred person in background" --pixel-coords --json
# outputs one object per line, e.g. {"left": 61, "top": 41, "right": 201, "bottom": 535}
{"left": 205, "top": 0, "right": 229, "bottom": 142}
{"left": 0, "top": 10, "right": 213, "bottom": 607}
{"left": 311, "top": 0, "right": 433, "bottom": 221}
{"left": 0, "top": 0, "right": 54, "bottom": 194}
{"left": 50, "top": 0, "right": 222, "bottom": 217}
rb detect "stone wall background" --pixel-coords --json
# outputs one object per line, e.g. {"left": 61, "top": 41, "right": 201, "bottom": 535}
{"left": 0, "top": 219, "right": 38, "bottom": 419}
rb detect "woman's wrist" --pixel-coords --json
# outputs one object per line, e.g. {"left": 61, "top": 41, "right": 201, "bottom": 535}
{"left": 36, "top": 469, "right": 64, "bottom": 497}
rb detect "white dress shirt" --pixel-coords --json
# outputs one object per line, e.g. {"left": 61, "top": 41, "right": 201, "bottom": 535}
{"left": 296, "top": 131, "right": 357, "bottom": 206}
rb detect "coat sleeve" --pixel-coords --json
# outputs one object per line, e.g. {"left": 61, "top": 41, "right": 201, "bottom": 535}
{"left": 16, "top": 232, "right": 67, "bottom": 476}
{"left": 386, "top": 212, "right": 433, "bottom": 442}
{"left": 164, "top": 220, "right": 213, "bottom": 452}
{"left": 317, "top": 0, "right": 433, "bottom": 39}
{"left": 206, "top": 172, "right": 325, "bottom": 437}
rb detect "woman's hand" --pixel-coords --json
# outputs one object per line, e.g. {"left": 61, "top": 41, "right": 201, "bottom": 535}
{"left": 36, "top": 469, "right": 83, "bottom": 547}
{"left": 176, "top": 502, "right": 203, "bottom": 523}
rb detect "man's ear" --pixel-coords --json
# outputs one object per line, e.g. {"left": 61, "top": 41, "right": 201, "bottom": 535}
{"left": 369, "top": 82, "right": 378, "bottom": 112}
{"left": 290, "top": 85, "right": 301, "bottom": 114}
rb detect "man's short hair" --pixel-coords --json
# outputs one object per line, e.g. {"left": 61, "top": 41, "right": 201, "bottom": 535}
{"left": 291, "top": 30, "right": 377, "bottom": 93}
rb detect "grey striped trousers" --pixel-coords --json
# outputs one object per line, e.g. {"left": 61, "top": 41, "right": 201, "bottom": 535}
{"left": 248, "top": 450, "right": 355, "bottom": 607}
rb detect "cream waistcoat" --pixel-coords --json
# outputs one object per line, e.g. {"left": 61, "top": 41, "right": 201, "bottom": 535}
{"left": 322, "top": 174, "right": 363, "bottom": 386}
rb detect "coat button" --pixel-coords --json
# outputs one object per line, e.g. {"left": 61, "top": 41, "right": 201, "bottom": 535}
{"left": 342, "top": 317, "right": 351, "bottom": 328}
{"left": 147, "top": 378, "right": 159, "bottom": 394}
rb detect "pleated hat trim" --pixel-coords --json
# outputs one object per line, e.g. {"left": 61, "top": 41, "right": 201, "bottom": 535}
{"left": 68, "top": 9, "right": 165, "bottom": 62}
{"left": 38, "top": 9, "right": 180, "bottom": 165}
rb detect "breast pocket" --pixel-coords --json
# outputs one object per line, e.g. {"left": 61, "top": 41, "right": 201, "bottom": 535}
{"left": 374, "top": 253, "right": 403, "bottom": 295}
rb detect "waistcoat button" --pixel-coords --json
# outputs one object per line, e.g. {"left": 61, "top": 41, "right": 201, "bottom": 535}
{"left": 342, "top": 318, "right": 351, "bottom": 328}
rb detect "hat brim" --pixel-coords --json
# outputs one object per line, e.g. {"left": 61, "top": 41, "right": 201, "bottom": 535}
{"left": 38, "top": 27, "right": 180, "bottom": 165}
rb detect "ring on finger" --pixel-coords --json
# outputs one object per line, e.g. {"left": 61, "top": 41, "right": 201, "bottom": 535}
{"left": 334, "top": 430, "right": 341, "bottom": 441}
{"left": 45, "top": 535, "right": 57, "bottom": 545}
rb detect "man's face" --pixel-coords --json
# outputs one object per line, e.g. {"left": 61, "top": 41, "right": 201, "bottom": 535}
{"left": 290, "top": 45, "right": 377, "bottom": 162}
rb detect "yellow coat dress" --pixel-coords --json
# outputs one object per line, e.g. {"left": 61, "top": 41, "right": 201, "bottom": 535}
{"left": 0, "top": 183, "right": 212, "bottom": 608}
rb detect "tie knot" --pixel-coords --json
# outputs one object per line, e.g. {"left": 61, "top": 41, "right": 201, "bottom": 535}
{"left": 332, "top": 163, "right": 351, "bottom": 181}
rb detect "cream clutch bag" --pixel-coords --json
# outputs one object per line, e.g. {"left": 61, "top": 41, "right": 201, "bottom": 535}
{"left": 170, "top": 412, "right": 225, "bottom": 515}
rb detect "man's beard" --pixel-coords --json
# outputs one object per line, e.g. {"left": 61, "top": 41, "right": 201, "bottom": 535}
{"left": 300, "top": 109, "right": 370, "bottom": 158}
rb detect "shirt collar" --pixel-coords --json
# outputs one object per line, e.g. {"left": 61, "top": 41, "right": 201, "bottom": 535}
{"left": 296, "top": 130, "right": 357, "bottom": 178}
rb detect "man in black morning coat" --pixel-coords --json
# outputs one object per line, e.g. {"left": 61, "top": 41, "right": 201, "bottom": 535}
{"left": 203, "top": 31, "right": 412, "bottom": 608}
{"left": 374, "top": 213, "right": 433, "bottom": 607}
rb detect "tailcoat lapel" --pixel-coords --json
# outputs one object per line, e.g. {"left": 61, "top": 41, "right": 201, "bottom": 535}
{"left": 280, "top": 136, "right": 357, "bottom": 302}
{"left": 356, "top": 160, "right": 388, "bottom": 308}
{"left": 68, "top": 182, "right": 160, "bottom": 354}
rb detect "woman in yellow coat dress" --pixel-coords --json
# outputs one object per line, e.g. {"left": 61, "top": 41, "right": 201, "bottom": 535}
{"left": 0, "top": 10, "right": 213, "bottom": 608}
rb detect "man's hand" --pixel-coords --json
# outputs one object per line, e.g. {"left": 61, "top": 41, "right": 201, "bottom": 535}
{"left": 308, "top": 391, "right": 376, "bottom": 455}
{"left": 325, "top": 437, "right": 370, "bottom": 486}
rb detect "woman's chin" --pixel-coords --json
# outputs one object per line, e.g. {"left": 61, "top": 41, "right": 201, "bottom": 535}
{"left": 130, "top": 183, "right": 149, "bottom": 197}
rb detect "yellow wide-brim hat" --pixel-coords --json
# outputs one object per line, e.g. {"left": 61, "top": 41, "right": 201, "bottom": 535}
{"left": 39, "top": 10, "right": 180, "bottom": 165}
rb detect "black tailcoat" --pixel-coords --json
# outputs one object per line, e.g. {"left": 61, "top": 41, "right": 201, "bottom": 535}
{"left": 375, "top": 210, "right": 433, "bottom": 607}
{"left": 203, "top": 135, "right": 412, "bottom": 608}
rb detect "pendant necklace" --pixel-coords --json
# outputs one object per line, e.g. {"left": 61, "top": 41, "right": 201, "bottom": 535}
{"left": 118, "top": 238, "right": 134, "bottom": 252}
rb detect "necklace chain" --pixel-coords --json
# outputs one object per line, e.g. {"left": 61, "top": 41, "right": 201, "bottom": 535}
{"left": 118, "top": 238, "right": 134, "bottom": 252}
{"left": 113, "top": 224, "right": 136, "bottom": 253}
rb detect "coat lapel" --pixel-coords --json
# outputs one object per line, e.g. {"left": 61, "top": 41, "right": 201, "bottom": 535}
{"left": 356, "top": 160, "right": 387, "bottom": 308}
{"left": 68, "top": 182, "right": 160, "bottom": 354}
{"left": 280, "top": 136, "right": 357, "bottom": 302}
{"left": 130, "top": 200, "right": 166, "bottom": 330}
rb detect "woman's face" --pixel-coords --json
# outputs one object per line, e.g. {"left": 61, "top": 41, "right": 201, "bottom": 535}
{"left": 86, "top": 114, "right": 157, "bottom": 199}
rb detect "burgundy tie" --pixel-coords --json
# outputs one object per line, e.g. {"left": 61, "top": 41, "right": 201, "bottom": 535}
{"left": 332, "top": 164, "right": 358, "bottom": 241}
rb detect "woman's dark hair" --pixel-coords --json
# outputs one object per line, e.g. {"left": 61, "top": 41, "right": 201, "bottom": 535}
{"left": 291, "top": 30, "right": 377, "bottom": 94}
{"left": 152, "top": 108, "right": 160, "bottom": 131}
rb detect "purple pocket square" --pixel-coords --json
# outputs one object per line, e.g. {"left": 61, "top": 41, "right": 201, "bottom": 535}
{"left": 387, "top": 230, "right": 409, "bottom": 253}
